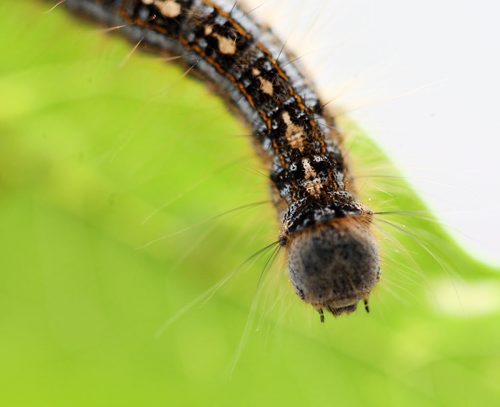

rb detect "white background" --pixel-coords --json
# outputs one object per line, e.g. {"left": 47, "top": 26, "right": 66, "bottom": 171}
{"left": 248, "top": 0, "right": 500, "bottom": 265}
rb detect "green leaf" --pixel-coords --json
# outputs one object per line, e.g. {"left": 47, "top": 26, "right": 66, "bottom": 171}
{"left": 1, "top": 2, "right": 499, "bottom": 406}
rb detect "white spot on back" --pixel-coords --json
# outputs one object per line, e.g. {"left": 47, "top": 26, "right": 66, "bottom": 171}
{"left": 282, "top": 111, "right": 305, "bottom": 151}
{"left": 302, "top": 158, "right": 317, "bottom": 179}
{"left": 147, "top": 0, "right": 181, "bottom": 18}
{"left": 258, "top": 77, "right": 274, "bottom": 95}
{"left": 304, "top": 178, "right": 323, "bottom": 196}
{"left": 213, "top": 33, "right": 237, "bottom": 55}
{"left": 204, "top": 25, "right": 213, "bottom": 36}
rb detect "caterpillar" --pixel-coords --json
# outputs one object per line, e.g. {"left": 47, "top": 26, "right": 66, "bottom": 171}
{"left": 54, "top": 0, "right": 380, "bottom": 321}
{"left": 6, "top": 4, "right": 500, "bottom": 405}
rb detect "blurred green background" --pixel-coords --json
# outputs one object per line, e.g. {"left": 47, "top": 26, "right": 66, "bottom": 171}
{"left": 1, "top": 2, "right": 499, "bottom": 406}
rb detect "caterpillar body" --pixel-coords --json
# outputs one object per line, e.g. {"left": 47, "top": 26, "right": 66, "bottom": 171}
{"left": 59, "top": 0, "right": 380, "bottom": 320}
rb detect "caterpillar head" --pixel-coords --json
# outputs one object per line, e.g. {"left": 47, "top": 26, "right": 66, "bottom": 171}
{"left": 287, "top": 214, "right": 380, "bottom": 321}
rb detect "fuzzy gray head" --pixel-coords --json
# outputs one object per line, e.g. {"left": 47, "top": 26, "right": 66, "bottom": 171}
{"left": 287, "top": 217, "right": 380, "bottom": 319}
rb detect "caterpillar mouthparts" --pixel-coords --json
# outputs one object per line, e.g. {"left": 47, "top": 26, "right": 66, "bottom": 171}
{"left": 287, "top": 213, "right": 379, "bottom": 319}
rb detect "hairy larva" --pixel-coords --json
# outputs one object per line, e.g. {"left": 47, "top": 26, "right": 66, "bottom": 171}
{"left": 4, "top": 3, "right": 500, "bottom": 406}
{"left": 53, "top": 0, "right": 380, "bottom": 321}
